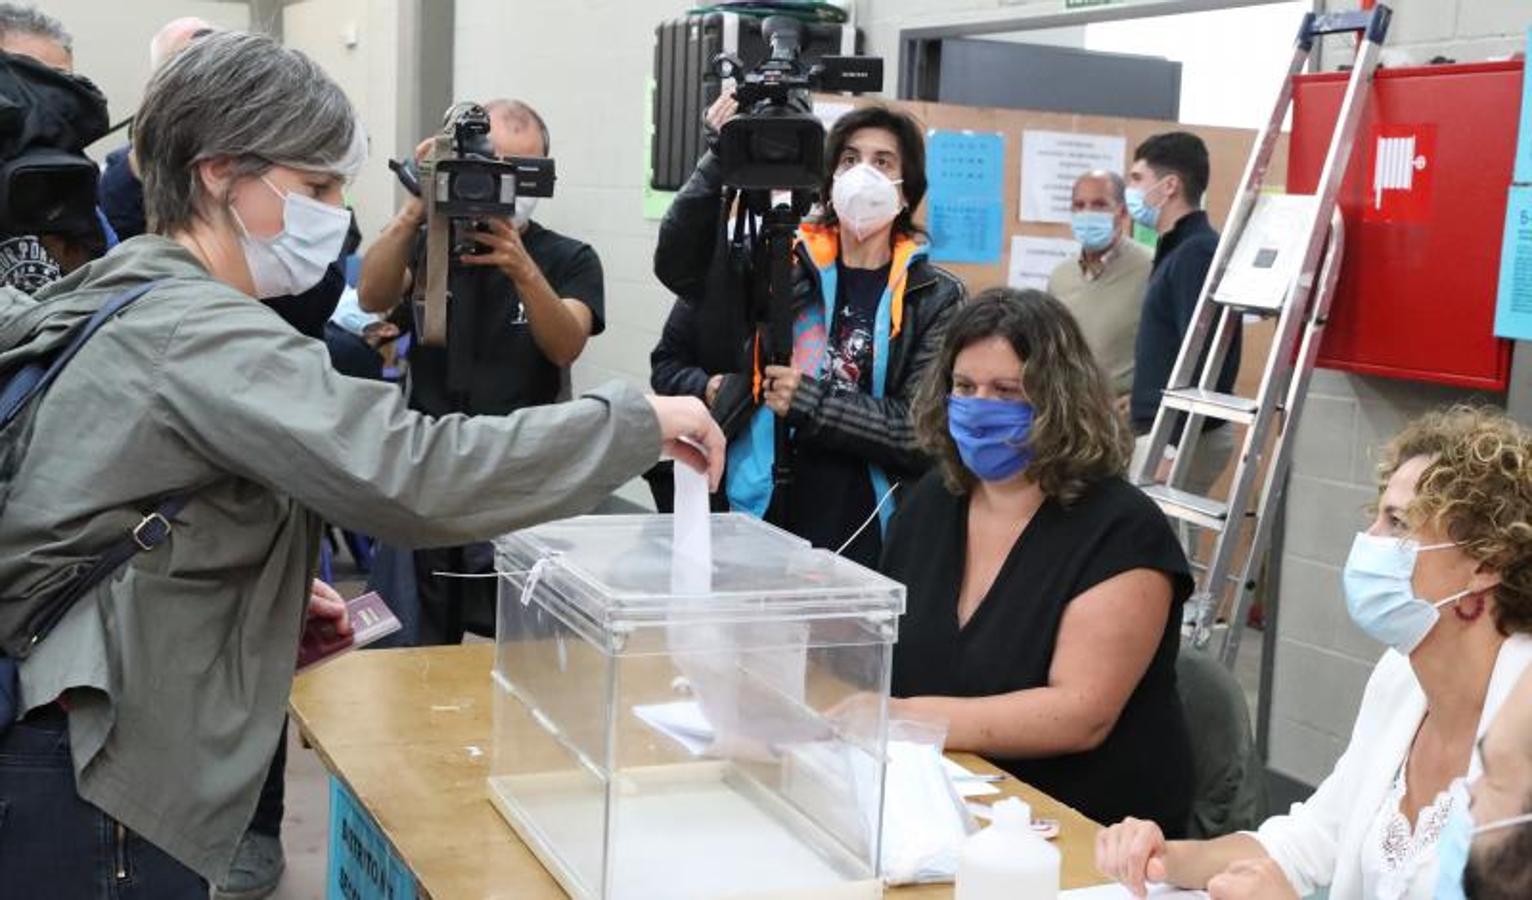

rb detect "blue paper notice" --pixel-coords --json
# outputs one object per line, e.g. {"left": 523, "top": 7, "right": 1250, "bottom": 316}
{"left": 327, "top": 776, "right": 417, "bottom": 900}
{"left": 1495, "top": 186, "right": 1532, "bottom": 341}
{"left": 925, "top": 131, "right": 1005, "bottom": 264}
{"left": 1517, "top": 28, "right": 1532, "bottom": 184}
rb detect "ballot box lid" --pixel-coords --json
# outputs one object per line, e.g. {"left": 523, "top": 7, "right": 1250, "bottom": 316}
{"left": 493, "top": 513, "right": 905, "bottom": 631}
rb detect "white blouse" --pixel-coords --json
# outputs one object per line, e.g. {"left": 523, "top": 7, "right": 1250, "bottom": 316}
{"left": 1358, "top": 762, "right": 1457, "bottom": 900}
{"left": 1251, "top": 635, "right": 1532, "bottom": 900}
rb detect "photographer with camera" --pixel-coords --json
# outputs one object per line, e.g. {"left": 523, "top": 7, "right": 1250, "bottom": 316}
{"left": 357, "top": 98, "right": 604, "bottom": 645}
{"left": 656, "top": 86, "right": 963, "bottom": 569}
{"left": 0, "top": 5, "right": 112, "bottom": 292}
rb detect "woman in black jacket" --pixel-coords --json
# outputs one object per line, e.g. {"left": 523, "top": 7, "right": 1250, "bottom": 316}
{"left": 654, "top": 101, "right": 964, "bottom": 568}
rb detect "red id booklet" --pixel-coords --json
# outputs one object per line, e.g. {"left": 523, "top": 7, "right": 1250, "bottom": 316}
{"left": 296, "top": 591, "right": 401, "bottom": 673}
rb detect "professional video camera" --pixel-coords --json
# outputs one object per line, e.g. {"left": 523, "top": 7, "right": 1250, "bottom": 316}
{"left": 0, "top": 50, "right": 109, "bottom": 244}
{"left": 710, "top": 15, "right": 881, "bottom": 199}
{"left": 391, "top": 102, "right": 555, "bottom": 223}
{"left": 706, "top": 17, "right": 882, "bottom": 506}
{"left": 391, "top": 102, "right": 558, "bottom": 350}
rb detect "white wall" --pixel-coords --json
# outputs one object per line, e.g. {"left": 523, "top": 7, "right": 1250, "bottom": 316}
{"left": 455, "top": 0, "right": 685, "bottom": 399}
{"left": 42, "top": 1, "right": 250, "bottom": 159}
{"left": 282, "top": 0, "right": 408, "bottom": 245}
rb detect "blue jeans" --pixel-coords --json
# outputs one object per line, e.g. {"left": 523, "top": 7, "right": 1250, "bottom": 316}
{"left": 0, "top": 706, "right": 207, "bottom": 899}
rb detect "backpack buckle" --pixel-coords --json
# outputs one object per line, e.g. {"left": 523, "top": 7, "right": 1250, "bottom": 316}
{"left": 131, "top": 512, "right": 172, "bottom": 551}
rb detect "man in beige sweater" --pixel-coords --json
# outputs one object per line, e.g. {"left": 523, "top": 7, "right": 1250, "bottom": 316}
{"left": 1047, "top": 170, "right": 1152, "bottom": 404}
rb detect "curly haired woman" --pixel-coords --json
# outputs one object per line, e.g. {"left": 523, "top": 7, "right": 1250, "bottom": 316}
{"left": 1097, "top": 406, "right": 1532, "bottom": 900}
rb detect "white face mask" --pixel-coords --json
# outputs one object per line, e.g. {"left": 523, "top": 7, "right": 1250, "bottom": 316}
{"left": 232, "top": 176, "right": 352, "bottom": 299}
{"left": 512, "top": 196, "right": 538, "bottom": 229}
{"left": 831, "top": 162, "right": 903, "bottom": 241}
{"left": 1342, "top": 532, "right": 1470, "bottom": 655}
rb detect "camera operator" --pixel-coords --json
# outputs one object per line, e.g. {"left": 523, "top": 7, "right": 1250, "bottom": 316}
{"left": 0, "top": 5, "right": 106, "bottom": 290}
{"left": 655, "top": 94, "right": 963, "bottom": 569}
{"left": 357, "top": 98, "right": 604, "bottom": 645}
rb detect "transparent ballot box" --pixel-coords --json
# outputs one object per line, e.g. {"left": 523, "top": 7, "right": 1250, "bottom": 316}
{"left": 491, "top": 513, "right": 905, "bottom": 900}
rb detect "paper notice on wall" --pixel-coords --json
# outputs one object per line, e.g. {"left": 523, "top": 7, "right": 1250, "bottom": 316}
{"left": 1008, "top": 236, "right": 1080, "bottom": 291}
{"left": 814, "top": 101, "right": 854, "bottom": 130}
{"left": 926, "top": 130, "right": 1006, "bottom": 264}
{"left": 1495, "top": 185, "right": 1532, "bottom": 341}
{"left": 1020, "top": 130, "right": 1127, "bottom": 223}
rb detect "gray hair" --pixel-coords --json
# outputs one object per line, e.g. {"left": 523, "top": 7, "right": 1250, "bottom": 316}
{"left": 135, "top": 31, "right": 365, "bottom": 234}
{"left": 0, "top": 3, "right": 71, "bottom": 54}
{"left": 484, "top": 98, "right": 551, "bottom": 155}
{"left": 1074, "top": 169, "right": 1127, "bottom": 208}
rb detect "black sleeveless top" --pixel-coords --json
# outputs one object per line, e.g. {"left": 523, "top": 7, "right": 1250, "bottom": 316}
{"left": 884, "top": 472, "right": 1195, "bottom": 836}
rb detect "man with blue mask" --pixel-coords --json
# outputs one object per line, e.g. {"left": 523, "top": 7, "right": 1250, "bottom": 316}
{"left": 1126, "top": 132, "right": 1240, "bottom": 505}
{"left": 1047, "top": 170, "right": 1151, "bottom": 407}
{"left": 1436, "top": 666, "right": 1532, "bottom": 900}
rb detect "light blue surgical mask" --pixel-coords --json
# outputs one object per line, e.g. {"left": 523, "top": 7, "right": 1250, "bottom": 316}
{"left": 947, "top": 396, "right": 1035, "bottom": 483}
{"left": 1070, "top": 211, "right": 1117, "bottom": 252}
{"left": 1342, "top": 532, "right": 1469, "bottom": 655}
{"left": 1435, "top": 779, "right": 1532, "bottom": 900}
{"left": 1125, "top": 179, "right": 1167, "bottom": 230}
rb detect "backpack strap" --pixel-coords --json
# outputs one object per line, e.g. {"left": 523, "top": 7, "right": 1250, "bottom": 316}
{"left": 0, "top": 279, "right": 189, "bottom": 650}
{"left": 0, "top": 279, "right": 166, "bottom": 429}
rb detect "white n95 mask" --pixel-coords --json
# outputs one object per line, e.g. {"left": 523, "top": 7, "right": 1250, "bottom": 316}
{"left": 1342, "top": 532, "right": 1470, "bottom": 655}
{"left": 831, "top": 163, "right": 903, "bottom": 241}
{"left": 232, "top": 176, "right": 352, "bottom": 299}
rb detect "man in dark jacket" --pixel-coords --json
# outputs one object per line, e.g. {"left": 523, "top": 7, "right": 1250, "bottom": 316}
{"left": 656, "top": 100, "right": 964, "bottom": 569}
{"left": 1126, "top": 131, "right": 1238, "bottom": 498}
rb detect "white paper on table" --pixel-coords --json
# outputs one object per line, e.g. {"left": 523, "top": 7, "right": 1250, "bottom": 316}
{"left": 1021, "top": 130, "right": 1127, "bottom": 223}
{"left": 940, "top": 757, "right": 1002, "bottom": 797}
{"left": 1009, "top": 235, "right": 1080, "bottom": 290}
{"left": 1060, "top": 884, "right": 1209, "bottom": 899}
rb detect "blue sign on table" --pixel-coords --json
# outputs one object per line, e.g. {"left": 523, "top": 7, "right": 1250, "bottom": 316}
{"left": 925, "top": 130, "right": 1005, "bottom": 264}
{"left": 327, "top": 775, "right": 418, "bottom": 900}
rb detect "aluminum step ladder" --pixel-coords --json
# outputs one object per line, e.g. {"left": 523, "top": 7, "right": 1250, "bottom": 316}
{"left": 1130, "top": 5, "right": 1392, "bottom": 667}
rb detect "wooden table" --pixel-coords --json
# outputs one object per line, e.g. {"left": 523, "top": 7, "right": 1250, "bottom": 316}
{"left": 290, "top": 645, "right": 1108, "bottom": 898}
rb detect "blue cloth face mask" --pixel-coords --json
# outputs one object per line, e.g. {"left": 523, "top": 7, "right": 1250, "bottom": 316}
{"left": 947, "top": 396, "right": 1035, "bottom": 483}
{"left": 1435, "top": 779, "right": 1532, "bottom": 900}
{"left": 1125, "top": 178, "right": 1168, "bottom": 230}
{"left": 1342, "top": 532, "right": 1469, "bottom": 655}
{"left": 1070, "top": 211, "right": 1117, "bottom": 252}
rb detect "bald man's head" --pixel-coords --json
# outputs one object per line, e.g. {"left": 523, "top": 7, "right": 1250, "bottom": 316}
{"left": 149, "top": 16, "right": 214, "bottom": 71}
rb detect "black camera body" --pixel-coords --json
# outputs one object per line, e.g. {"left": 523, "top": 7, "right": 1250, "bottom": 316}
{"left": 392, "top": 102, "right": 556, "bottom": 220}
{"left": 0, "top": 52, "right": 109, "bottom": 242}
{"left": 712, "top": 16, "right": 882, "bottom": 196}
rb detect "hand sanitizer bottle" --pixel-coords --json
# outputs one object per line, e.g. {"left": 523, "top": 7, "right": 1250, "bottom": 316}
{"left": 954, "top": 797, "right": 1060, "bottom": 900}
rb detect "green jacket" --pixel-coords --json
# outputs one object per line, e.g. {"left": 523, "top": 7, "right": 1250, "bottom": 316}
{"left": 0, "top": 236, "right": 661, "bottom": 879}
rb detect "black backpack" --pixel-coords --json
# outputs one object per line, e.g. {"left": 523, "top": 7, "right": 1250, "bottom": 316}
{"left": 0, "top": 280, "right": 182, "bottom": 733}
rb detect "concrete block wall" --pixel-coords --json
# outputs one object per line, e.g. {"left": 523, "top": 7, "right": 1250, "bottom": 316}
{"left": 1271, "top": 371, "right": 1499, "bottom": 784}
{"left": 1267, "top": 0, "right": 1526, "bottom": 788}
{"left": 40, "top": 1, "right": 251, "bottom": 160}
{"left": 454, "top": 0, "right": 688, "bottom": 405}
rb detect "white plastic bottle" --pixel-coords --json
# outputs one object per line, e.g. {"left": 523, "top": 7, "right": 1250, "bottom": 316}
{"left": 954, "top": 797, "right": 1061, "bottom": 900}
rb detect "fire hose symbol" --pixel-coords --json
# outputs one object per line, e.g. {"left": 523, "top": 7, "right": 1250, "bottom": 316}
{"left": 1373, "top": 135, "right": 1428, "bottom": 210}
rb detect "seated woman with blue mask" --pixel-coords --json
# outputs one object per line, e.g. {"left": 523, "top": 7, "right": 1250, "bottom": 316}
{"left": 883, "top": 287, "right": 1195, "bottom": 835}
{"left": 1096, "top": 406, "right": 1532, "bottom": 900}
